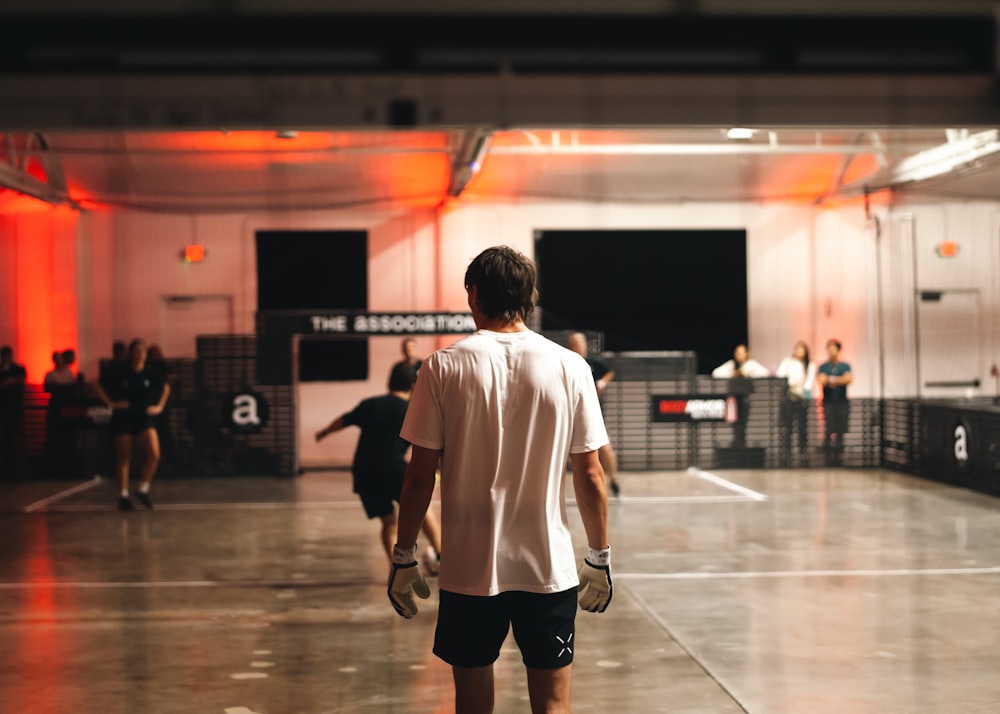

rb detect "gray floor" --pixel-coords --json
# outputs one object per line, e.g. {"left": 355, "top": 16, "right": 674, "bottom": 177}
{"left": 2, "top": 465, "right": 999, "bottom": 714}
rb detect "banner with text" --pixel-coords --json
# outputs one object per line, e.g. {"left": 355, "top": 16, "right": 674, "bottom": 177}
{"left": 650, "top": 394, "right": 741, "bottom": 423}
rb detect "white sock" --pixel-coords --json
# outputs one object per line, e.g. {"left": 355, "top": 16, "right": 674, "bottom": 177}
{"left": 139, "top": 482, "right": 150, "bottom": 494}
{"left": 120, "top": 490, "right": 129, "bottom": 498}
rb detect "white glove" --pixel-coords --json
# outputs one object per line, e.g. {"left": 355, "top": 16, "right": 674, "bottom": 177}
{"left": 388, "top": 544, "right": 430, "bottom": 618}
{"left": 578, "top": 547, "right": 612, "bottom": 613}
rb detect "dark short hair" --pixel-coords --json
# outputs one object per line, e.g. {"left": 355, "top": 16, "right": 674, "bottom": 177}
{"left": 464, "top": 245, "right": 537, "bottom": 323}
{"left": 827, "top": 338, "right": 842, "bottom": 351}
{"left": 1, "top": 345, "right": 12, "bottom": 358}
{"left": 388, "top": 362, "right": 418, "bottom": 392}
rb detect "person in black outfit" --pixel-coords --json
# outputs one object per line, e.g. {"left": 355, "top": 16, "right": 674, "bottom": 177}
{"left": 144, "top": 343, "right": 176, "bottom": 467}
{"left": 0, "top": 346, "right": 27, "bottom": 479}
{"left": 393, "top": 337, "right": 423, "bottom": 373}
{"left": 92, "top": 338, "right": 171, "bottom": 510}
{"left": 315, "top": 362, "right": 442, "bottom": 572}
{"left": 568, "top": 331, "right": 622, "bottom": 497}
{"left": 817, "top": 338, "right": 853, "bottom": 466}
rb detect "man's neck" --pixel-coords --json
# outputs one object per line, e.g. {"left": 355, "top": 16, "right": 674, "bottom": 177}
{"left": 477, "top": 318, "right": 528, "bottom": 334}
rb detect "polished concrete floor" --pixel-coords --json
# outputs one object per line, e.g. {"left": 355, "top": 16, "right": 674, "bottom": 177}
{"left": 1, "top": 465, "right": 999, "bottom": 714}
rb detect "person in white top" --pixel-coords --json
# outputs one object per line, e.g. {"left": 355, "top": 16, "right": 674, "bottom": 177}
{"left": 712, "top": 344, "right": 770, "bottom": 449}
{"left": 775, "top": 340, "right": 817, "bottom": 464}
{"left": 711, "top": 343, "right": 771, "bottom": 379}
{"left": 389, "top": 245, "right": 612, "bottom": 714}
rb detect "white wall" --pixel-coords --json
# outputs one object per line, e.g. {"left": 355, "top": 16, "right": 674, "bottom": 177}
{"left": 69, "top": 196, "right": 1000, "bottom": 467}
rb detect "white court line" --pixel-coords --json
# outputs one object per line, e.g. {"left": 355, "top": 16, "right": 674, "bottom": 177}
{"left": 0, "top": 578, "right": 364, "bottom": 590}
{"left": 5, "top": 565, "right": 1000, "bottom": 591}
{"left": 24, "top": 500, "right": 372, "bottom": 513}
{"left": 22, "top": 475, "right": 103, "bottom": 513}
{"left": 686, "top": 467, "right": 767, "bottom": 501}
{"left": 569, "top": 495, "right": 760, "bottom": 505}
{"left": 620, "top": 566, "right": 1000, "bottom": 580}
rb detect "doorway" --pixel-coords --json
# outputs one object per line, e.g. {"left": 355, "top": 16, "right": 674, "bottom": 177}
{"left": 159, "top": 294, "right": 234, "bottom": 359}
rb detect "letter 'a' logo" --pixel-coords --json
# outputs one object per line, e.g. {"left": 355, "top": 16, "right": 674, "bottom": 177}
{"left": 953, "top": 420, "right": 970, "bottom": 465}
{"left": 225, "top": 391, "right": 270, "bottom": 434}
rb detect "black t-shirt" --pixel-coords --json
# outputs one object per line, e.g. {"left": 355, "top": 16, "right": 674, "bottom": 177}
{"left": 0, "top": 362, "right": 27, "bottom": 410}
{"left": 100, "top": 363, "right": 166, "bottom": 413}
{"left": 342, "top": 394, "right": 410, "bottom": 490}
{"left": 586, "top": 356, "right": 612, "bottom": 383}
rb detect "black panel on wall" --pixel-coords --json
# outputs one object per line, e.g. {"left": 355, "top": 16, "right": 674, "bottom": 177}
{"left": 256, "top": 230, "right": 368, "bottom": 310}
{"left": 255, "top": 230, "right": 368, "bottom": 383}
{"left": 298, "top": 338, "right": 369, "bottom": 382}
{"left": 534, "top": 229, "right": 747, "bottom": 374}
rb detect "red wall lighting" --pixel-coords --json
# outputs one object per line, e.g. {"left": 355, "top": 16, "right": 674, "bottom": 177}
{"left": 183, "top": 244, "right": 206, "bottom": 263}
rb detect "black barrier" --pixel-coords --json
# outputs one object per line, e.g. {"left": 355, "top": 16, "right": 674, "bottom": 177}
{"left": 885, "top": 398, "right": 1000, "bottom": 497}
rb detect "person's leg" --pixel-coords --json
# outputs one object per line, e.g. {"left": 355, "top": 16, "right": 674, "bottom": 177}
{"left": 435, "top": 590, "right": 509, "bottom": 714}
{"left": 511, "top": 589, "right": 576, "bottom": 713}
{"left": 598, "top": 443, "right": 620, "bottom": 496}
{"left": 134, "top": 428, "right": 160, "bottom": 508}
{"left": 136, "top": 428, "right": 160, "bottom": 487}
{"left": 378, "top": 510, "right": 397, "bottom": 561}
{"left": 526, "top": 665, "right": 573, "bottom": 714}
{"left": 796, "top": 401, "right": 809, "bottom": 454}
{"left": 453, "top": 665, "right": 495, "bottom": 714}
{"left": 114, "top": 434, "right": 132, "bottom": 493}
{"left": 419, "top": 505, "right": 442, "bottom": 574}
{"left": 778, "top": 399, "right": 792, "bottom": 466}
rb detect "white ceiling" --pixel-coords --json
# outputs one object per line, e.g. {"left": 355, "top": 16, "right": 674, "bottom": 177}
{"left": 0, "top": 3, "right": 997, "bottom": 211}
{"left": 2, "top": 125, "right": 998, "bottom": 213}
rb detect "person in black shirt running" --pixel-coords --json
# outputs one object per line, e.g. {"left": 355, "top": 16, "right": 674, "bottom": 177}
{"left": 568, "top": 332, "right": 622, "bottom": 497}
{"left": 93, "top": 338, "right": 170, "bottom": 510}
{"left": 316, "top": 362, "right": 442, "bottom": 573}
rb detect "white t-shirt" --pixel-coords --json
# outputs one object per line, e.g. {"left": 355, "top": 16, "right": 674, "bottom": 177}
{"left": 400, "top": 329, "right": 609, "bottom": 597}
{"left": 711, "top": 358, "right": 771, "bottom": 379}
{"left": 775, "top": 357, "right": 817, "bottom": 399}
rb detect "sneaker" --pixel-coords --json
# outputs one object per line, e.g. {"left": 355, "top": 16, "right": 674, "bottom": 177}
{"left": 610, "top": 480, "right": 621, "bottom": 498}
{"left": 136, "top": 491, "right": 153, "bottom": 510}
{"left": 422, "top": 547, "right": 440, "bottom": 576}
{"left": 117, "top": 496, "right": 134, "bottom": 511}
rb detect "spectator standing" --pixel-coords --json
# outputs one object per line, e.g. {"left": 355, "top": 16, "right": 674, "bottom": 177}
{"left": 817, "top": 338, "right": 852, "bottom": 466}
{"left": 0, "top": 346, "right": 27, "bottom": 479}
{"left": 712, "top": 344, "right": 770, "bottom": 449}
{"left": 775, "top": 340, "right": 817, "bottom": 466}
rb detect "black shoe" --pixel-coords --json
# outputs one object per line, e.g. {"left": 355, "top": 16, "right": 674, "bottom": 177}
{"left": 117, "top": 496, "right": 134, "bottom": 511}
{"left": 136, "top": 491, "right": 153, "bottom": 510}
{"left": 610, "top": 480, "right": 621, "bottom": 497}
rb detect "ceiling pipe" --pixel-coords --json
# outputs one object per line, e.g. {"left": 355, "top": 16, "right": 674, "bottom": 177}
{"left": 448, "top": 127, "right": 493, "bottom": 197}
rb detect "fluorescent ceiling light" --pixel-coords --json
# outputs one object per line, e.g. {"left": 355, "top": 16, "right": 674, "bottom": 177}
{"left": 726, "top": 128, "right": 755, "bottom": 140}
{"left": 890, "top": 129, "right": 1000, "bottom": 184}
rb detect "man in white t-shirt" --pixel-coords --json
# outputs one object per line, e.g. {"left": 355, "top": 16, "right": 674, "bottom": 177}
{"left": 389, "top": 245, "right": 613, "bottom": 713}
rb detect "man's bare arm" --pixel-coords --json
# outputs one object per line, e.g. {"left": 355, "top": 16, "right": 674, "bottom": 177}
{"left": 571, "top": 450, "right": 608, "bottom": 549}
{"left": 396, "top": 444, "right": 441, "bottom": 550}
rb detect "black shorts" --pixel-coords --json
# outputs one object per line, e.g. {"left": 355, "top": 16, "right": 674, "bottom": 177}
{"left": 110, "top": 410, "right": 154, "bottom": 436}
{"left": 355, "top": 470, "right": 403, "bottom": 519}
{"left": 433, "top": 588, "right": 577, "bottom": 669}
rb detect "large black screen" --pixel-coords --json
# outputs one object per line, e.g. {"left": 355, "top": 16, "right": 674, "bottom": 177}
{"left": 534, "top": 229, "right": 748, "bottom": 374}
{"left": 255, "top": 230, "right": 368, "bottom": 383}
{"left": 256, "top": 229, "right": 368, "bottom": 310}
